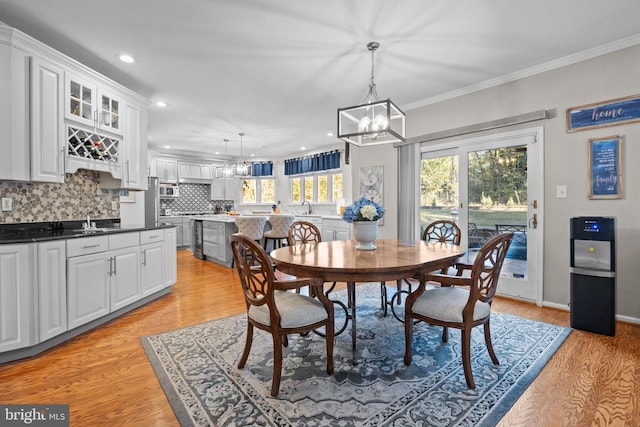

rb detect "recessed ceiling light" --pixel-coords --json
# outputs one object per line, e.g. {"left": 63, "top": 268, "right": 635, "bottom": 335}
{"left": 300, "top": 146, "right": 306, "bottom": 151}
{"left": 119, "top": 54, "right": 135, "bottom": 63}
{"left": 155, "top": 101, "right": 168, "bottom": 107}
{"left": 164, "top": 145, "right": 170, "bottom": 149}
{"left": 214, "top": 151, "right": 220, "bottom": 155}
{"left": 327, "top": 132, "right": 334, "bottom": 137}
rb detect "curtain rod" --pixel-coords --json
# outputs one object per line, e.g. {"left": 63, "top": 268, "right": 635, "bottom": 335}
{"left": 393, "top": 109, "right": 552, "bottom": 148}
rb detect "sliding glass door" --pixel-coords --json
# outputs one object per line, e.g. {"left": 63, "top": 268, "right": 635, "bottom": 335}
{"left": 420, "top": 128, "right": 542, "bottom": 302}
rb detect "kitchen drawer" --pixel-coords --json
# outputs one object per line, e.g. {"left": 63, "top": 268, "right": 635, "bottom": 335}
{"left": 140, "top": 229, "right": 165, "bottom": 245}
{"left": 66, "top": 236, "right": 109, "bottom": 257}
{"left": 108, "top": 232, "right": 140, "bottom": 250}
{"left": 203, "top": 227, "right": 218, "bottom": 243}
{"left": 203, "top": 242, "right": 218, "bottom": 258}
{"left": 203, "top": 221, "right": 219, "bottom": 230}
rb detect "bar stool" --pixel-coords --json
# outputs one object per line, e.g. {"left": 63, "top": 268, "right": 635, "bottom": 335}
{"left": 263, "top": 215, "right": 295, "bottom": 251}
{"left": 233, "top": 216, "right": 267, "bottom": 267}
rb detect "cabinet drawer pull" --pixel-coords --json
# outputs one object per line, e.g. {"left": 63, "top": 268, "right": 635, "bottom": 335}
{"left": 147, "top": 234, "right": 161, "bottom": 239}
{"left": 82, "top": 244, "right": 101, "bottom": 249}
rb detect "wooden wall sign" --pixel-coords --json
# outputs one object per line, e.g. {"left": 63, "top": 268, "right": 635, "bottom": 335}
{"left": 567, "top": 94, "right": 640, "bottom": 132}
{"left": 587, "top": 136, "right": 622, "bottom": 199}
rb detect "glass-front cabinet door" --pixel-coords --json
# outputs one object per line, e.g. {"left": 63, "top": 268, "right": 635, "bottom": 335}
{"left": 99, "top": 88, "right": 121, "bottom": 134}
{"left": 65, "top": 72, "right": 124, "bottom": 136}
{"left": 65, "top": 73, "right": 96, "bottom": 128}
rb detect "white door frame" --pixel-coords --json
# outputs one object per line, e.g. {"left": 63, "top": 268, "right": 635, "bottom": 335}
{"left": 420, "top": 126, "right": 544, "bottom": 306}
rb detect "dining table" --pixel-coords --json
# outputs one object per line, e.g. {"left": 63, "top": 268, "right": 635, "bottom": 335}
{"left": 270, "top": 239, "right": 465, "bottom": 351}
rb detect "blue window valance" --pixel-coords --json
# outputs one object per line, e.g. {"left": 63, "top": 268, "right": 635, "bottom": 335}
{"left": 284, "top": 150, "right": 341, "bottom": 176}
{"left": 251, "top": 161, "right": 273, "bottom": 177}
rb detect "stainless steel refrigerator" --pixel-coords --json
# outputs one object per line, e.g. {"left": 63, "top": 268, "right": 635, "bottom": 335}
{"left": 144, "top": 177, "right": 160, "bottom": 226}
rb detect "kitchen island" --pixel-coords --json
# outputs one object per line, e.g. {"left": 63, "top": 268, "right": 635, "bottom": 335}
{"left": 0, "top": 221, "right": 177, "bottom": 363}
{"left": 190, "top": 213, "right": 350, "bottom": 267}
{"left": 191, "top": 215, "right": 239, "bottom": 267}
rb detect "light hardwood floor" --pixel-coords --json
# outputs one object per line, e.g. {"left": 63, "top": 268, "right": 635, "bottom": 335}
{"left": 1, "top": 249, "right": 638, "bottom": 426}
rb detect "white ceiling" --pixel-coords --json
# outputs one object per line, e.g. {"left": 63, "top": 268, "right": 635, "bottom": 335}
{"left": 2, "top": 0, "right": 640, "bottom": 160}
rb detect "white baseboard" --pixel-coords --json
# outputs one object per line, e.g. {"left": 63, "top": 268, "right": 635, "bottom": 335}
{"left": 542, "top": 300, "right": 640, "bottom": 325}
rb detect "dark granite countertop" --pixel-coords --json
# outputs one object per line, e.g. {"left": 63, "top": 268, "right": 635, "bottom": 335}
{"left": 0, "top": 219, "right": 176, "bottom": 244}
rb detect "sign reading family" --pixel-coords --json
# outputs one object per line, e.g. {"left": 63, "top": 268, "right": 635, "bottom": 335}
{"left": 587, "top": 136, "right": 622, "bottom": 199}
{"left": 567, "top": 94, "right": 640, "bottom": 132}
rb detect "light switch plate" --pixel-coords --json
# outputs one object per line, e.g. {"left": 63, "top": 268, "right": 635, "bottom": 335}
{"left": 1, "top": 197, "right": 12, "bottom": 211}
{"left": 556, "top": 185, "right": 568, "bottom": 198}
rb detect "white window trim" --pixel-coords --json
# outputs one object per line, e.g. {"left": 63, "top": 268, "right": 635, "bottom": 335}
{"left": 241, "top": 177, "right": 275, "bottom": 205}
{"left": 289, "top": 170, "right": 342, "bottom": 204}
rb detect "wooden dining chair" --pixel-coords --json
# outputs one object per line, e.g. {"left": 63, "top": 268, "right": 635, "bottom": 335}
{"left": 230, "top": 233, "right": 334, "bottom": 397}
{"left": 381, "top": 219, "right": 462, "bottom": 317}
{"left": 403, "top": 232, "right": 513, "bottom": 389}
{"left": 288, "top": 220, "right": 322, "bottom": 245}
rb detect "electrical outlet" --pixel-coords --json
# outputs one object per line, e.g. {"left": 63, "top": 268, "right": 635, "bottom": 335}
{"left": 112, "top": 201, "right": 118, "bottom": 210}
{"left": 1, "top": 198, "right": 12, "bottom": 212}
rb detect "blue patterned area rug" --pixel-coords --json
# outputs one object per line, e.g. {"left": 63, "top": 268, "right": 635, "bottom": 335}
{"left": 141, "top": 283, "right": 571, "bottom": 426}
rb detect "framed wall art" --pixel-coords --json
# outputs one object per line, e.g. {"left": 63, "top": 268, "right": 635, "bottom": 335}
{"left": 587, "top": 136, "right": 622, "bottom": 199}
{"left": 359, "top": 165, "right": 384, "bottom": 224}
{"left": 567, "top": 94, "right": 640, "bottom": 132}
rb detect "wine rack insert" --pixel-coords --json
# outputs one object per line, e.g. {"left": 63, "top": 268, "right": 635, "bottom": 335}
{"left": 67, "top": 126, "right": 120, "bottom": 164}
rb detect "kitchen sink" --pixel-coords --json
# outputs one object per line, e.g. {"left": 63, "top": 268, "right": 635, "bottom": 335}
{"left": 74, "top": 228, "right": 118, "bottom": 233}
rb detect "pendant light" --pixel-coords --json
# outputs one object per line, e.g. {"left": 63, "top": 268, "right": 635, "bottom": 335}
{"left": 337, "top": 41, "right": 405, "bottom": 146}
{"left": 234, "top": 132, "right": 252, "bottom": 177}
{"left": 215, "top": 138, "right": 234, "bottom": 178}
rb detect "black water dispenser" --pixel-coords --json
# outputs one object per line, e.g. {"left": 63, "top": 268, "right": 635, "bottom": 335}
{"left": 570, "top": 217, "right": 615, "bottom": 336}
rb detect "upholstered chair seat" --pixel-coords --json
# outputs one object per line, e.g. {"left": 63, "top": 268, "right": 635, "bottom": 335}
{"left": 264, "top": 215, "right": 295, "bottom": 250}
{"left": 404, "top": 232, "right": 514, "bottom": 389}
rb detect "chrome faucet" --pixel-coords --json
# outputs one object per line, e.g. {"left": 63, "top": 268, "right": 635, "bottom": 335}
{"left": 301, "top": 200, "right": 312, "bottom": 215}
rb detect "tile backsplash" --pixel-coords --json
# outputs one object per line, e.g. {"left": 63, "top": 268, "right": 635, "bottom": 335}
{"left": 161, "top": 183, "right": 219, "bottom": 213}
{"left": 0, "top": 169, "right": 119, "bottom": 224}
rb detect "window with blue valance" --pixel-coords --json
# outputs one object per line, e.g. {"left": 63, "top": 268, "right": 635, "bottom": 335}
{"left": 251, "top": 161, "right": 273, "bottom": 177}
{"left": 284, "top": 150, "right": 341, "bottom": 176}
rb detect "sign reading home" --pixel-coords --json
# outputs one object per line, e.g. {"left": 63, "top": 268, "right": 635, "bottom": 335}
{"left": 567, "top": 94, "right": 640, "bottom": 132}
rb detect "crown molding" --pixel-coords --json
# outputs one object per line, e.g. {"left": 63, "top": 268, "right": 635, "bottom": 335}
{"left": 403, "top": 34, "right": 640, "bottom": 111}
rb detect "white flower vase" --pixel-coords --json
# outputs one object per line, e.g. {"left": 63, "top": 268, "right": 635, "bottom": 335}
{"left": 353, "top": 220, "right": 379, "bottom": 250}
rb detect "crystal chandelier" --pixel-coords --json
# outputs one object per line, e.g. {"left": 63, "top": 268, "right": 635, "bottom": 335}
{"left": 234, "top": 132, "right": 252, "bottom": 177}
{"left": 337, "top": 41, "right": 405, "bottom": 146}
{"left": 215, "top": 138, "right": 234, "bottom": 178}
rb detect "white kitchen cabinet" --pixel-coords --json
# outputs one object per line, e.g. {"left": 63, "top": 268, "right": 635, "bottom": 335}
{"left": 66, "top": 236, "right": 111, "bottom": 330}
{"left": 183, "top": 218, "right": 193, "bottom": 247}
{"left": 65, "top": 72, "right": 123, "bottom": 136}
{"left": 108, "top": 233, "right": 141, "bottom": 311}
{"left": 211, "top": 178, "right": 240, "bottom": 200}
{"left": 30, "top": 56, "right": 65, "bottom": 183}
{"left": 156, "top": 159, "right": 178, "bottom": 183}
{"left": 178, "top": 162, "right": 213, "bottom": 182}
{"left": 140, "top": 230, "right": 166, "bottom": 297}
{"left": 164, "top": 227, "right": 177, "bottom": 287}
{"left": 0, "top": 43, "right": 30, "bottom": 181}
{"left": 322, "top": 218, "right": 351, "bottom": 241}
{"left": 0, "top": 244, "right": 36, "bottom": 353}
{"left": 37, "top": 240, "right": 67, "bottom": 342}
{"left": 161, "top": 217, "right": 184, "bottom": 247}
{"left": 121, "top": 103, "right": 147, "bottom": 190}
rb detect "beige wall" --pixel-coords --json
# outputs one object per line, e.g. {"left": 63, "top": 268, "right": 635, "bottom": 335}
{"left": 405, "top": 44, "right": 640, "bottom": 320}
